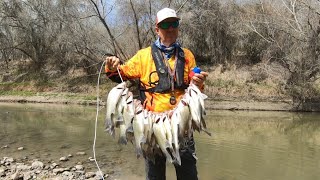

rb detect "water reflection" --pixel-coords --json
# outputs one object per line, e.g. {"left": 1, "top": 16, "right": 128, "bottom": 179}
{"left": 196, "top": 110, "right": 320, "bottom": 180}
{"left": 1, "top": 103, "right": 320, "bottom": 180}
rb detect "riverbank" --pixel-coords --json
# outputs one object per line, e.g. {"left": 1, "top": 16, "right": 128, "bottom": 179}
{"left": 1, "top": 94, "right": 320, "bottom": 112}
{"left": 0, "top": 155, "right": 108, "bottom": 180}
{"left": 2, "top": 61, "right": 320, "bottom": 112}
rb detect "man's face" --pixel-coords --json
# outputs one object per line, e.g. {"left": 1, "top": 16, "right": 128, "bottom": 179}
{"left": 156, "top": 17, "right": 179, "bottom": 46}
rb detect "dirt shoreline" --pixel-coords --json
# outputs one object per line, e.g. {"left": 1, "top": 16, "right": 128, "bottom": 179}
{"left": 1, "top": 95, "right": 319, "bottom": 112}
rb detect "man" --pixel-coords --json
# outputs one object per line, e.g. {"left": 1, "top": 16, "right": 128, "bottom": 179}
{"left": 105, "top": 7, "right": 208, "bottom": 180}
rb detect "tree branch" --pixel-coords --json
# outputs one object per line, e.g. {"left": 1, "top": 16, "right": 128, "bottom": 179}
{"left": 88, "top": 0, "right": 128, "bottom": 60}
{"left": 129, "top": 0, "right": 142, "bottom": 49}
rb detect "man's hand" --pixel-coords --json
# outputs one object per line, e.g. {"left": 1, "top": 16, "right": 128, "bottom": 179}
{"left": 105, "top": 56, "right": 120, "bottom": 71}
{"left": 192, "top": 71, "right": 208, "bottom": 89}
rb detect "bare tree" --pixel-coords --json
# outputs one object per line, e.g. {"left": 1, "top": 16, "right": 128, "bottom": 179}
{"left": 243, "top": 0, "right": 320, "bottom": 103}
{"left": 179, "top": 0, "right": 234, "bottom": 65}
{"left": 88, "top": 0, "right": 128, "bottom": 60}
{"left": 129, "top": 0, "right": 142, "bottom": 49}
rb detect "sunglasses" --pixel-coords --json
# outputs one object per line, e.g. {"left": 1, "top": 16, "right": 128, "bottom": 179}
{"left": 158, "top": 21, "right": 179, "bottom": 29}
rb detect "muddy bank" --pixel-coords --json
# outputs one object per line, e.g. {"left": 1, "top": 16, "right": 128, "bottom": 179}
{"left": 0, "top": 95, "right": 98, "bottom": 106}
{"left": 1, "top": 95, "right": 320, "bottom": 112}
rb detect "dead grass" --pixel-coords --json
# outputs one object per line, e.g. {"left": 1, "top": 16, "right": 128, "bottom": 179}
{"left": 204, "top": 63, "right": 289, "bottom": 101}
{"left": 0, "top": 60, "right": 303, "bottom": 102}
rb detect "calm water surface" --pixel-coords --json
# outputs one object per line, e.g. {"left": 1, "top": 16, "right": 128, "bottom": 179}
{"left": 1, "top": 103, "right": 320, "bottom": 180}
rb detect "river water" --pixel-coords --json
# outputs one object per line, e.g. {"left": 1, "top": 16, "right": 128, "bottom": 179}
{"left": 1, "top": 103, "right": 320, "bottom": 180}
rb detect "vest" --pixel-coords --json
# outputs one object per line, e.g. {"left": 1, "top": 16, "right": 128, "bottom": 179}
{"left": 139, "top": 44, "right": 189, "bottom": 98}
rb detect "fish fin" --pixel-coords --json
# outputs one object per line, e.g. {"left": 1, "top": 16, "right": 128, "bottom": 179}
{"left": 191, "top": 120, "right": 200, "bottom": 133}
{"left": 202, "top": 128, "right": 212, "bottom": 136}
{"left": 200, "top": 93, "right": 208, "bottom": 100}
{"left": 111, "top": 129, "right": 116, "bottom": 139}
{"left": 105, "top": 117, "right": 112, "bottom": 127}
{"left": 203, "top": 110, "right": 206, "bottom": 116}
{"left": 200, "top": 116, "right": 207, "bottom": 129}
{"left": 173, "top": 150, "right": 181, "bottom": 166}
{"left": 126, "top": 126, "right": 134, "bottom": 133}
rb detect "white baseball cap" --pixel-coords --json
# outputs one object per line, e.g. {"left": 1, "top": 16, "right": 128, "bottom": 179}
{"left": 156, "top": 8, "right": 180, "bottom": 24}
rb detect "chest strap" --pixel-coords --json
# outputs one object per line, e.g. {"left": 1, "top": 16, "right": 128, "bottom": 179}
{"left": 142, "top": 44, "right": 187, "bottom": 93}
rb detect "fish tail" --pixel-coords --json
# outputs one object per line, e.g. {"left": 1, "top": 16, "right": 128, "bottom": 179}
{"left": 118, "top": 136, "right": 127, "bottom": 145}
{"left": 135, "top": 146, "right": 143, "bottom": 159}
{"left": 173, "top": 150, "right": 181, "bottom": 166}
{"left": 125, "top": 131, "right": 134, "bottom": 144}
{"left": 135, "top": 136, "right": 147, "bottom": 159}
{"left": 163, "top": 150, "right": 173, "bottom": 163}
{"left": 165, "top": 142, "right": 176, "bottom": 162}
{"left": 111, "top": 129, "right": 116, "bottom": 139}
{"left": 105, "top": 126, "right": 116, "bottom": 139}
{"left": 140, "top": 136, "right": 147, "bottom": 145}
{"left": 104, "top": 118, "right": 112, "bottom": 129}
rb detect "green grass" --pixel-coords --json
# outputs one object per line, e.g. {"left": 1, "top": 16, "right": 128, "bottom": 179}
{"left": 0, "top": 82, "right": 30, "bottom": 87}
{"left": 83, "top": 95, "right": 97, "bottom": 100}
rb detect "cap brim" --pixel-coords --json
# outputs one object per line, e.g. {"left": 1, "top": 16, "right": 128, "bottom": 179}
{"left": 156, "top": 17, "right": 180, "bottom": 24}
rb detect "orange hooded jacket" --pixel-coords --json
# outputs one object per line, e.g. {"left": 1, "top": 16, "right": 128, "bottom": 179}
{"left": 105, "top": 46, "right": 196, "bottom": 112}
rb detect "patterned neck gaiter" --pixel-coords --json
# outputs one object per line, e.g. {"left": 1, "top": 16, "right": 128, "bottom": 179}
{"left": 154, "top": 37, "right": 181, "bottom": 60}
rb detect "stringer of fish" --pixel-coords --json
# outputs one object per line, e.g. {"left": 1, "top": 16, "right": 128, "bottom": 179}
{"left": 104, "top": 81, "right": 212, "bottom": 165}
